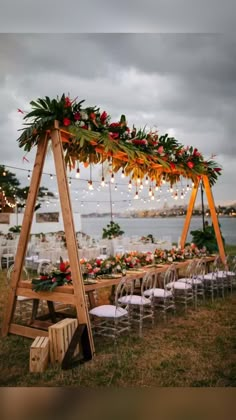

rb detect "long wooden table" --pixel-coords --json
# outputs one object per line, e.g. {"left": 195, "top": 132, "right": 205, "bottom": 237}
{"left": 9, "top": 256, "right": 215, "bottom": 339}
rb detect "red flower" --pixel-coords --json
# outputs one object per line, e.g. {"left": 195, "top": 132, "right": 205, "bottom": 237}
{"left": 74, "top": 112, "right": 81, "bottom": 121}
{"left": 132, "top": 139, "right": 147, "bottom": 146}
{"left": 40, "top": 275, "right": 48, "bottom": 280}
{"left": 65, "top": 274, "right": 72, "bottom": 281}
{"left": 59, "top": 261, "right": 67, "bottom": 272}
{"left": 187, "top": 161, "right": 194, "bottom": 169}
{"left": 17, "top": 108, "right": 24, "bottom": 114}
{"left": 96, "top": 259, "right": 102, "bottom": 266}
{"left": 82, "top": 125, "right": 88, "bottom": 130}
{"left": 109, "top": 122, "right": 120, "bottom": 128}
{"left": 64, "top": 96, "right": 72, "bottom": 107}
{"left": 170, "top": 162, "right": 176, "bottom": 170}
{"left": 214, "top": 167, "right": 222, "bottom": 173}
{"left": 90, "top": 112, "right": 96, "bottom": 120}
{"left": 110, "top": 132, "right": 119, "bottom": 139}
{"left": 100, "top": 111, "right": 108, "bottom": 123}
{"left": 157, "top": 146, "right": 164, "bottom": 154}
{"left": 63, "top": 118, "right": 71, "bottom": 126}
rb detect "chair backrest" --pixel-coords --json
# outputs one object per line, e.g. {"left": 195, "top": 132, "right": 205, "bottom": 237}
{"left": 141, "top": 272, "right": 156, "bottom": 296}
{"left": 162, "top": 264, "right": 177, "bottom": 289}
{"left": 185, "top": 259, "right": 198, "bottom": 279}
{"left": 6, "top": 265, "right": 29, "bottom": 287}
{"left": 195, "top": 258, "right": 207, "bottom": 279}
{"left": 115, "top": 278, "right": 133, "bottom": 310}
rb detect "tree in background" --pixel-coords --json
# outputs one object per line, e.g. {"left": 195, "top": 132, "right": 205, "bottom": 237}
{"left": 0, "top": 165, "right": 54, "bottom": 212}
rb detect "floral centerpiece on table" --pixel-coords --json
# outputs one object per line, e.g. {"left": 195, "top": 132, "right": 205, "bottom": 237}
{"left": 32, "top": 257, "right": 72, "bottom": 292}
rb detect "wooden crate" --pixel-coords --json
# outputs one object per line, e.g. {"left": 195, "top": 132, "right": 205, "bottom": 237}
{"left": 48, "top": 318, "right": 79, "bottom": 364}
{"left": 30, "top": 336, "right": 49, "bottom": 373}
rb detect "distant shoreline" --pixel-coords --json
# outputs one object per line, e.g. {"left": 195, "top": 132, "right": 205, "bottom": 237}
{"left": 82, "top": 214, "right": 236, "bottom": 219}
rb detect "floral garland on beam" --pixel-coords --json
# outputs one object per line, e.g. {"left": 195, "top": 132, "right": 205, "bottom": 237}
{"left": 17, "top": 94, "right": 222, "bottom": 185}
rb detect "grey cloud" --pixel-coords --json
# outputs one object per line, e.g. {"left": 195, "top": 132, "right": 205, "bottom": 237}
{"left": 0, "top": 0, "right": 236, "bottom": 32}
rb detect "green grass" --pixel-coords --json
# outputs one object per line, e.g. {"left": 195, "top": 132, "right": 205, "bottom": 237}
{"left": 225, "top": 244, "right": 236, "bottom": 256}
{"left": 0, "top": 268, "right": 236, "bottom": 387}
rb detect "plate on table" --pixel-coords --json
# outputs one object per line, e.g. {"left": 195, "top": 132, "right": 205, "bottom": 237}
{"left": 96, "top": 274, "right": 123, "bottom": 279}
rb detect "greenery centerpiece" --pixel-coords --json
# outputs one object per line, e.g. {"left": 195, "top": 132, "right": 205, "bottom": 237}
{"left": 102, "top": 221, "right": 124, "bottom": 240}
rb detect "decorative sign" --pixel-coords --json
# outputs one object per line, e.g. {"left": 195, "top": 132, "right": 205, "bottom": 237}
{"left": 36, "top": 212, "right": 59, "bottom": 223}
{"left": 0, "top": 213, "right": 10, "bottom": 224}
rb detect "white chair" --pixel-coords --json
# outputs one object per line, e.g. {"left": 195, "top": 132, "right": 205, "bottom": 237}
{"left": 201, "top": 256, "right": 225, "bottom": 301}
{"left": 177, "top": 259, "right": 205, "bottom": 308}
{"left": 144, "top": 265, "right": 176, "bottom": 321}
{"left": 89, "top": 278, "right": 133, "bottom": 342}
{"left": 118, "top": 273, "right": 154, "bottom": 337}
{"left": 166, "top": 263, "right": 194, "bottom": 314}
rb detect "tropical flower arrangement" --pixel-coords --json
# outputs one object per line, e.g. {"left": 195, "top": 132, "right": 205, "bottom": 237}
{"left": 32, "top": 257, "right": 72, "bottom": 292}
{"left": 17, "top": 94, "right": 222, "bottom": 185}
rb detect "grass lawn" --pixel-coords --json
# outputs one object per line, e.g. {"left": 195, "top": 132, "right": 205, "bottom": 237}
{"left": 0, "top": 259, "right": 236, "bottom": 387}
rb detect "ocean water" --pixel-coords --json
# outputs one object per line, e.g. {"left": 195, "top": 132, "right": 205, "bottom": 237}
{"left": 81, "top": 216, "right": 236, "bottom": 245}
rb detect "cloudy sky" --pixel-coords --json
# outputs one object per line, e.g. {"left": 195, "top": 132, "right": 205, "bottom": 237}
{"left": 1, "top": 2, "right": 236, "bottom": 214}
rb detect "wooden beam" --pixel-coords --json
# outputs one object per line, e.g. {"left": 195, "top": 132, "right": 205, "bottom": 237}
{"left": 1, "top": 134, "right": 48, "bottom": 337}
{"left": 202, "top": 175, "right": 226, "bottom": 263}
{"left": 50, "top": 122, "right": 95, "bottom": 355}
{"left": 9, "top": 323, "right": 48, "bottom": 339}
{"left": 180, "top": 179, "right": 200, "bottom": 248}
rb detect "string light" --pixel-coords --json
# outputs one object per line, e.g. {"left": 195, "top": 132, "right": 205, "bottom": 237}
{"left": 139, "top": 182, "right": 143, "bottom": 190}
{"left": 111, "top": 173, "right": 115, "bottom": 183}
{"left": 68, "top": 177, "right": 71, "bottom": 186}
{"left": 155, "top": 184, "right": 159, "bottom": 191}
{"left": 50, "top": 174, "right": 53, "bottom": 180}
{"left": 134, "top": 190, "right": 139, "bottom": 200}
{"left": 181, "top": 191, "right": 184, "bottom": 199}
{"left": 101, "top": 176, "right": 105, "bottom": 187}
{"left": 174, "top": 192, "right": 178, "bottom": 200}
{"left": 186, "top": 184, "right": 190, "bottom": 191}
{"left": 114, "top": 184, "right": 117, "bottom": 191}
{"left": 88, "top": 180, "right": 93, "bottom": 190}
{"left": 3, "top": 171, "right": 6, "bottom": 176}
{"left": 137, "top": 176, "right": 141, "bottom": 184}
{"left": 76, "top": 166, "right": 80, "bottom": 178}
{"left": 128, "top": 180, "right": 132, "bottom": 190}
{"left": 145, "top": 176, "right": 149, "bottom": 185}
{"left": 148, "top": 187, "right": 152, "bottom": 197}
{"left": 121, "top": 169, "right": 125, "bottom": 178}
{"left": 27, "top": 171, "right": 30, "bottom": 180}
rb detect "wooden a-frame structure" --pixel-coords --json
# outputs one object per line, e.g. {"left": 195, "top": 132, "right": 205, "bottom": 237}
{"left": 180, "top": 177, "right": 226, "bottom": 263}
{"left": 1, "top": 122, "right": 95, "bottom": 355}
{"left": 1, "top": 121, "right": 225, "bottom": 356}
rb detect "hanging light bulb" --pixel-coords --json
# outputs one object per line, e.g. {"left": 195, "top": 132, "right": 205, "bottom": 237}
{"left": 151, "top": 194, "right": 155, "bottom": 201}
{"left": 162, "top": 178, "right": 166, "bottom": 184}
{"left": 128, "top": 180, "right": 132, "bottom": 190}
{"left": 27, "top": 171, "right": 30, "bottom": 180}
{"left": 81, "top": 202, "right": 84, "bottom": 207}
{"left": 101, "top": 176, "right": 105, "bottom": 187}
{"left": 97, "top": 202, "right": 100, "bottom": 207}
{"left": 170, "top": 186, "right": 173, "bottom": 193}
{"left": 174, "top": 192, "right": 178, "bottom": 200}
{"left": 155, "top": 183, "right": 159, "bottom": 191}
{"left": 192, "top": 182, "right": 195, "bottom": 188}
{"left": 68, "top": 177, "right": 72, "bottom": 186}
{"left": 137, "top": 176, "right": 141, "bottom": 184}
{"left": 181, "top": 191, "right": 184, "bottom": 199}
{"left": 121, "top": 169, "right": 125, "bottom": 178}
{"left": 50, "top": 174, "right": 53, "bottom": 180}
{"left": 159, "top": 188, "right": 162, "bottom": 193}
{"left": 114, "top": 184, "right": 118, "bottom": 191}
{"left": 3, "top": 171, "right": 6, "bottom": 176}
{"left": 134, "top": 190, "right": 139, "bottom": 200}
{"left": 145, "top": 176, "right": 149, "bottom": 185}
{"left": 148, "top": 187, "right": 152, "bottom": 197}
{"left": 88, "top": 180, "right": 93, "bottom": 190}
{"left": 76, "top": 166, "right": 80, "bottom": 178}
{"left": 111, "top": 173, "right": 115, "bottom": 183}
{"left": 139, "top": 182, "right": 143, "bottom": 190}
{"left": 186, "top": 184, "right": 190, "bottom": 191}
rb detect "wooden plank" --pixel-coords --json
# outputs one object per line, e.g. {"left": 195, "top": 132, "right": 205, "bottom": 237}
{"left": 203, "top": 175, "right": 226, "bottom": 263}
{"left": 50, "top": 122, "right": 94, "bottom": 355}
{"left": 49, "top": 318, "right": 79, "bottom": 364}
{"left": 180, "top": 179, "right": 200, "bottom": 248}
{"left": 9, "top": 323, "right": 48, "bottom": 339}
{"left": 16, "top": 288, "right": 76, "bottom": 305}
{"left": 18, "top": 280, "right": 74, "bottom": 294}
{"left": 2, "top": 134, "right": 49, "bottom": 337}
{"left": 30, "top": 336, "right": 49, "bottom": 373}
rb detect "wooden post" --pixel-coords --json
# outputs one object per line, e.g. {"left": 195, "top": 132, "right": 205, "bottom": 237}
{"left": 1, "top": 134, "right": 48, "bottom": 336}
{"left": 180, "top": 179, "right": 200, "bottom": 249}
{"left": 50, "top": 122, "right": 95, "bottom": 355}
{"left": 202, "top": 175, "right": 226, "bottom": 263}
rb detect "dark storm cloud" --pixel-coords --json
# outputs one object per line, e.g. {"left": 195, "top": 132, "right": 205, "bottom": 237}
{"left": 0, "top": 32, "right": 235, "bottom": 204}
{"left": 0, "top": 0, "right": 236, "bottom": 32}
